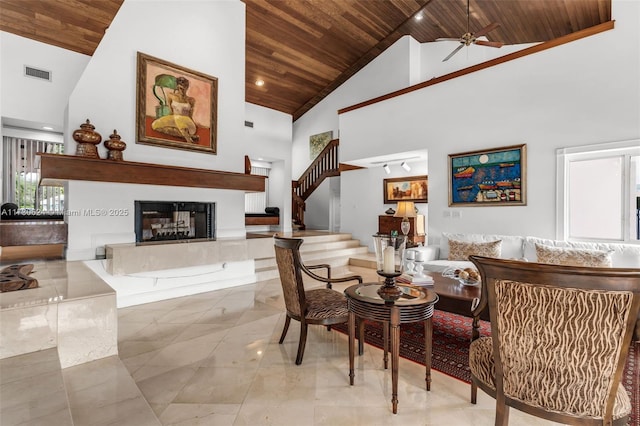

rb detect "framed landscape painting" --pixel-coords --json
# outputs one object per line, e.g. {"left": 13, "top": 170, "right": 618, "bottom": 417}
{"left": 309, "top": 131, "right": 333, "bottom": 159}
{"left": 136, "top": 52, "right": 218, "bottom": 154}
{"left": 448, "top": 144, "right": 526, "bottom": 206}
{"left": 383, "top": 175, "right": 428, "bottom": 204}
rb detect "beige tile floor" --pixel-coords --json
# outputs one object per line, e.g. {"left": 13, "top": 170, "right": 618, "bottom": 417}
{"left": 115, "top": 265, "right": 561, "bottom": 426}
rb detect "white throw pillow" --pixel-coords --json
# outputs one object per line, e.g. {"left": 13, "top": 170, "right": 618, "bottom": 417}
{"left": 535, "top": 243, "right": 613, "bottom": 267}
{"left": 441, "top": 233, "right": 524, "bottom": 260}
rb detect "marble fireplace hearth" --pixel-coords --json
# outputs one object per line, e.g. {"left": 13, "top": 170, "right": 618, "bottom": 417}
{"left": 94, "top": 237, "right": 275, "bottom": 307}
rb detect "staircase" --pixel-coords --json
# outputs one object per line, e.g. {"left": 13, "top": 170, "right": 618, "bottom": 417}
{"left": 254, "top": 232, "right": 369, "bottom": 281}
{"left": 292, "top": 139, "right": 341, "bottom": 230}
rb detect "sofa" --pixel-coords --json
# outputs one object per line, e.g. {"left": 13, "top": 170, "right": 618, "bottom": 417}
{"left": 408, "top": 232, "right": 640, "bottom": 273}
{"left": 407, "top": 232, "right": 640, "bottom": 340}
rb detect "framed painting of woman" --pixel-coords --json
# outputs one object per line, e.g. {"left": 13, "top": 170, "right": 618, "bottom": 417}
{"left": 136, "top": 52, "right": 218, "bottom": 154}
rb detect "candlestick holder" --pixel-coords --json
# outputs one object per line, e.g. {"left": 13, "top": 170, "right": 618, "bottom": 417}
{"left": 376, "top": 270, "right": 403, "bottom": 302}
{"left": 372, "top": 234, "right": 407, "bottom": 303}
{"left": 404, "top": 249, "right": 416, "bottom": 275}
{"left": 413, "top": 259, "right": 426, "bottom": 281}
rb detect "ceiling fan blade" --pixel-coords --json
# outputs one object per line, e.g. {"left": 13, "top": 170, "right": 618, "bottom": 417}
{"left": 442, "top": 44, "right": 464, "bottom": 62}
{"left": 435, "top": 37, "right": 462, "bottom": 42}
{"left": 474, "top": 40, "right": 504, "bottom": 48}
{"left": 474, "top": 22, "right": 500, "bottom": 38}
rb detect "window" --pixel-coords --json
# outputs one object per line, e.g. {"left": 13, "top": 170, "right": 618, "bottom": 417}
{"left": 244, "top": 162, "right": 270, "bottom": 213}
{"left": 557, "top": 140, "right": 640, "bottom": 243}
{"left": 2, "top": 136, "right": 65, "bottom": 213}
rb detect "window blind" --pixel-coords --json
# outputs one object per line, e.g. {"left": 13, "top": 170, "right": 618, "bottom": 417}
{"left": 2, "top": 136, "right": 64, "bottom": 213}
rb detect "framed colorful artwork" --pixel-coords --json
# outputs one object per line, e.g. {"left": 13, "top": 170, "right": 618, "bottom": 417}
{"left": 309, "top": 131, "right": 333, "bottom": 160}
{"left": 136, "top": 52, "right": 217, "bottom": 154}
{"left": 448, "top": 144, "right": 526, "bottom": 206}
{"left": 383, "top": 175, "right": 428, "bottom": 204}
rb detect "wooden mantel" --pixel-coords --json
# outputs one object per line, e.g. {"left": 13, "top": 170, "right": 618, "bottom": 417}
{"left": 38, "top": 154, "right": 265, "bottom": 192}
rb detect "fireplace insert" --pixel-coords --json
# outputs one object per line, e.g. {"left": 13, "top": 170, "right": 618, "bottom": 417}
{"left": 134, "top": 201, "right": 215, "bottom": 244}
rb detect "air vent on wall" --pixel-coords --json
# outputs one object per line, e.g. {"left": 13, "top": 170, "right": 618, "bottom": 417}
{"left": 24, "top": 66, "right": 52, "bottom": 82}
{"left": 244, "top": 120, "right": 254, "bottom": 128}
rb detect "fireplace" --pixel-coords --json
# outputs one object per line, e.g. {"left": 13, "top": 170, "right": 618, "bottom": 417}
{"left": 134, "top": 201, "right": 215, "bottom": 244}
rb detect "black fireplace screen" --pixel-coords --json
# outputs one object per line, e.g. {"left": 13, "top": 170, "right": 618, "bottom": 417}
{"left": 134, "top": 201, "right": 215, "bottom": 243}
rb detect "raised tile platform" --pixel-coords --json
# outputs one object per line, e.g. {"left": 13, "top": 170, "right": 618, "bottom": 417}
{"left": 0, "top": 261, "right": 117, "bottom": 368}
{"left": 0, "top": 348, "right": 74, "bottom": 426}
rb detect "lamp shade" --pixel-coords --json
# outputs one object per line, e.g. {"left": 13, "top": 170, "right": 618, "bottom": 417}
{"left": 394, "top": 201, "right": 416, "bottom": 218}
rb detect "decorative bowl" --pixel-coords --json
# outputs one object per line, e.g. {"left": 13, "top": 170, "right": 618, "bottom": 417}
{"left": 442, "top": 267, "right": 481, "bottom": 286}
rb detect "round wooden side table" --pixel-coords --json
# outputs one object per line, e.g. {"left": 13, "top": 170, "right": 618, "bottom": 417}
{"left": 345, "top": 282, "right": 439, "bottom": 414}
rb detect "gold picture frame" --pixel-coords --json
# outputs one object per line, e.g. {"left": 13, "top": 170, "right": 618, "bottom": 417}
{"left": 383, "top": 175, "right": 428, "bottom": 204}
{"left": 309, "top": 131, "right": 333, "bottom": 160}
{"left": 448, "top": 144, "right": 526, "bottom": 206}
{"left": 136, "top": 52, "right": 218, "bottom": 154}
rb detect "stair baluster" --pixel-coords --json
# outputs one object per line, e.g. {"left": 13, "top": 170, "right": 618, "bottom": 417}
{"left": 292, "top": 139, "right": 340, "bottom": 229}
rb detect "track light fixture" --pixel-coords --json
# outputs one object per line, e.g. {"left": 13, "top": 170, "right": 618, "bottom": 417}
{"left": 383, "top": 164, "right": 391, "bottom": 174}
{"left": 401, "top": 162, "right": 411, "bottom": 172}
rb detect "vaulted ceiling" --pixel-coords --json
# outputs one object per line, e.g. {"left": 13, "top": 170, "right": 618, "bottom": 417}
{"left": 0, "top": 0, "right": 610, "bottom": 121}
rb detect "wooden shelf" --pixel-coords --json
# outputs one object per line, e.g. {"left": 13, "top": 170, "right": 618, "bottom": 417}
{"left": 245, "top": 215, "right": 279, "bottom": 226}
{"left": 38, "top": 154, "right": 265, "bottom": 192}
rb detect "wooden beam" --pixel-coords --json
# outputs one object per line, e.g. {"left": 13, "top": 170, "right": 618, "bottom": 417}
{"left": 38, "top": 154, "right": 266, "bottom": 192}
{"left": 339, "top": 21, "right": 615, "bottom": 115}
{"left": 339, "top": 163, "right": 366, "bottom": 172}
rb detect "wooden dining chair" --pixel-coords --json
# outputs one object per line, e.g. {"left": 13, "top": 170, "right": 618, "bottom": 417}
{"left": 468, "top": 255, "right": 640, "bottom": 426}
{"left": 274, "top": 236, "right": 363, "bottom": 365}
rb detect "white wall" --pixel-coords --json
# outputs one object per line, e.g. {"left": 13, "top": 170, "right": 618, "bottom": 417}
{"left": 420, "top": 40, "right": 536, "bottom": 81}
{"left": 64, "top": 0, "right": 250, "bottom": 259}
{"left": 339, "top": 0, "right": 639, "bottom": 247}
{"left": 341, "top": 158, "right": 428, "bottom": 250}
{"left": 292, "top": 36, "right": 419, "bottom": 228}
{"left": 1, "top": 32, "right": 89, "bottom": 199}
{"left": 244, "top": 102, "right": 293, "bottom": 232}
{"left": 290, "top": 35, "right": 532, "bottom": 233}
{"left": 1, "top": 32, "right": 90, "bottom": 129}
{"left": 304, "top": 180, "right": 331, "bottom": 230}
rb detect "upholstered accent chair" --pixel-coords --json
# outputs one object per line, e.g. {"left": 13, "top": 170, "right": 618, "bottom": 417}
{"left": 468, "top": 255, "right": 640, "bottom": 426}
{"left": 274, "top": 236, "right": 363, "bottom": 365}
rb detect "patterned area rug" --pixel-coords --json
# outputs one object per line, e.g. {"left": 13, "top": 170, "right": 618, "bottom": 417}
{"left": 335, "top": 310, "right": 639, "bottom": 426}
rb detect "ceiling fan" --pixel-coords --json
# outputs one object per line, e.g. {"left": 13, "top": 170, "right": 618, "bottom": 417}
{"left": 437, "top": 0, "right": 504, "bottom": 62}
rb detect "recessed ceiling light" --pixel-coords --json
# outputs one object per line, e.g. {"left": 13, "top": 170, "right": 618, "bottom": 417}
{"left": 42, "top": 126, "right": 54, "bottom": 130}
{"left": 414, "top": 13, "right": 424, "bottom": 21}
{"left": 255, "top": 79, "right": 265, "bottom": 86}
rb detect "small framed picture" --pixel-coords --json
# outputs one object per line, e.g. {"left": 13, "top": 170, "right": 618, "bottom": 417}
{"left": 383, "top": 175, "right": 428, "bottom": 204}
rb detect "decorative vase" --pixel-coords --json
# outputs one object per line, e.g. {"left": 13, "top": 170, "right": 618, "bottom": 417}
{"left": 372, "top": 234, "right": 407, "bottom": 302}
{"left": 73, "top": 119, "right": 101, "bottom": 158}
{"left": 104, "top": 129, "right": 126, "bottom": 161}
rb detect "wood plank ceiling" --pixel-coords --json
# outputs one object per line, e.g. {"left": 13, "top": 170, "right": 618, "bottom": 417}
{"left": 0, "top": 0, "right": 610, "bottom": 121}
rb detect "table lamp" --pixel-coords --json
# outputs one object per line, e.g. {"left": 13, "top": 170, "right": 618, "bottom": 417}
{"left": 394, "top": 201, "right": 416, "bottom": 237}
